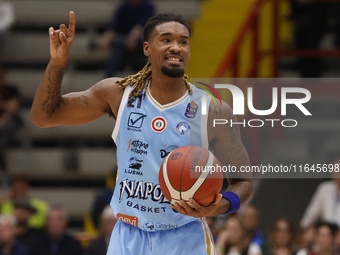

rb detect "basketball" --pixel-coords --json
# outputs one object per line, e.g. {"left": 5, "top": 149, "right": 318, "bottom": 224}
{"left": 159, "top": 145, "right": 223, "bottom": 206}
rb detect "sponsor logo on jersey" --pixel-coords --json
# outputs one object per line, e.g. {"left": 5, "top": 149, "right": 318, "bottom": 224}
{"left": 160, "top": 145, "right": 178, "bottom": 158}
{"left": 143, "top": 221, "right": 155, "bottom": 231}
{"left": 127, "top": 112, "right": 147, "bottom": 132}
{"left": 184, "top": 101, "right": 198, "bottom": 119}
{"left": 125, "top": 156, "right": 144, "bottom": 176}
{"left": 151, "top": 117, "right": 167, "bottom": 133}
{"left": 171, "top": 152, "right": 183, "bottom": 160}
{"left": 117, "top": 213, "right": 138, "bottom": 227}
{"left": 127, "top": 138, "right": 149, "bottom": 155}
{"left": 176, "top": 121, "right": 190, "bottom": 135}
{"left": 128, "top": 156, "right": 143, "bottom": 170}
{"left": 119, "top": 180, "right": 169, "bottom": 204}
{"left": 143, "top": 221, "right": 179, "bottom": 231}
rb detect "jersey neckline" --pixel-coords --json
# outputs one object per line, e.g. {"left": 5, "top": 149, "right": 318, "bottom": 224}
{"left": 146, "top": 84, "right": 190, "bottom": 111}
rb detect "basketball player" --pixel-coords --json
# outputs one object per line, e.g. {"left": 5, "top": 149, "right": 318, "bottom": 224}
{"left": 31, "top": 12, "right": 253, "bottom": 255}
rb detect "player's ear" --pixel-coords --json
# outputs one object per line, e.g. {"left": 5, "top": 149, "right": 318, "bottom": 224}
{"left": 143, "top": 41, "right": 150, "bottom": 57}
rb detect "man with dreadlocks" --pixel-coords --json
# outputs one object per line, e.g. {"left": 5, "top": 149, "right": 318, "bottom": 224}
{"left": 31, "top": 12, "right": 253, "bottom": 255}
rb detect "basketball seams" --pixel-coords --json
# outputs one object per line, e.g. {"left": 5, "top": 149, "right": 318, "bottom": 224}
{"left": 159, "top": 145, "right": 223, "bottom": 206}
{"left": 181, "top": 150, "right": 215, "bottom": 201}
{"left": 179, "top": 146, "right": 195, "bottom": 201}
{"left": 162, "top": 150, "right": 179, "bottom": 203}
{"left": 195, "top": 178, "right": 223, "bottom": 203}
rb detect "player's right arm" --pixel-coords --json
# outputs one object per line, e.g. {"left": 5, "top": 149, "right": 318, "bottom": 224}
{"left": 31, "top": 12, "right": 122, "bottom": 127}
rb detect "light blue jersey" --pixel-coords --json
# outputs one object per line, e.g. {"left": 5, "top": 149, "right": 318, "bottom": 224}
{"left": 111, "top": 83, "right": 211, "bottom": 232}
{"left": 107, "top": 219, "right": 216, "bottom": 255}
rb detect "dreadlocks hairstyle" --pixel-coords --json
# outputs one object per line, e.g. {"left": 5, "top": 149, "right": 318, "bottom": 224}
{"left": 116, "top": 13, "right": 192, "bottom": 106}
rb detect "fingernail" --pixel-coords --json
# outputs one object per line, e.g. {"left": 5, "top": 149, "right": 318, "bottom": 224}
{"left": 49, "top": 28, "right": 53, "bottom": 34}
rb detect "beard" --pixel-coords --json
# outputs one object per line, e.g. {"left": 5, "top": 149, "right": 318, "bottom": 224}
{"left": 161, "top": 66, "right": 185, "bottom": 78}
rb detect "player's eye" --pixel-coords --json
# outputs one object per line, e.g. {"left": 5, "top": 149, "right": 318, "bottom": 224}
{"left": 162, "top": 39, "right": 170, "bottom": 42}
{"left": 180, "top": 41, "right": 188, "bottom": 44}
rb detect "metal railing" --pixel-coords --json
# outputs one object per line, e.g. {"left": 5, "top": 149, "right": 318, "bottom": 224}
{"left": 214, "top": 0, "right": 340, "bottom": 165}
{"left": 215, "top": 0, "right": 340, "bottom": 78}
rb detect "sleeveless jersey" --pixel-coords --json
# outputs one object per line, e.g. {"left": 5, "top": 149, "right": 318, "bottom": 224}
{"left": 111, "top": 83, "right": 211, "bottom": 232}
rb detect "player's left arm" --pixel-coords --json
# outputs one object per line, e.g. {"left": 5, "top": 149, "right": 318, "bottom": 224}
{"left": 171, "top": 101, "right": 254, "bottom": 217}
{"left": 211, "top": 101, "right": 254, "bottom": 212}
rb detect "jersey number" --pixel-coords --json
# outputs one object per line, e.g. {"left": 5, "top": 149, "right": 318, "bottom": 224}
{"left": 128, "top": 94, "right": 143, "bottom": 108}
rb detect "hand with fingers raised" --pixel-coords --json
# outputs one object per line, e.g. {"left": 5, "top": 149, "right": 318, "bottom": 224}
{"left": 49, "top": 11, "right": 76, "bottom": 65}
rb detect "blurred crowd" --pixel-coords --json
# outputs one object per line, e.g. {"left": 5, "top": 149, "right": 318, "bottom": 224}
{"left": 1, "top": 0, "right": 340, "bottom": 254}
{"left": 0, "top": 172, "right": 340, "bottom": 255}
{"left": 212, "top": 207, "right": 340, "bottom": 255}
{"left": 0, "top": 174, "right": 116, "bottom": 255}
{"left": 211, "top": 166, "right": 340, "bottom": 255}
{"left": 0, "top": 1, "right": 19, "bottom": 174}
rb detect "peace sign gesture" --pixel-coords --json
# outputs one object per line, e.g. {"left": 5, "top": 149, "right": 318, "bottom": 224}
{"left": 49, "top": 11, "right": 76, "bottom": 64}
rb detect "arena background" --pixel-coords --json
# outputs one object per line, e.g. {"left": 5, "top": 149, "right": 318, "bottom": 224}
{"left": 0, "top": 0, "right": 339, "bottom": 244}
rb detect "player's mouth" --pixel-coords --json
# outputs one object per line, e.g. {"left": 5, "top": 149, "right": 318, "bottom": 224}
{"left": 165, "top": 55, "right": 183, "bottom": 65}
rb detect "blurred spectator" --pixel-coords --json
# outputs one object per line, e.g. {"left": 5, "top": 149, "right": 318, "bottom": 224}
{"left": 100, "top": 0, "right": 154, "bottom": 77}
{"left": 0, "top": 67, "right": 21, "bottom": 172}
{"left": 90, "top": 189, "right": 113, "bottom": 230}
{"left": 300, "top": 160, "right": 340, "bottom": 228}
{"left": 241, "top": 206, "right": 265, "bottom": 246}
{"left": 290, "top": 0, "right": 329, "bottom": 77}
{"left": 85, "top": 206, "right": 117, "bottom": 255}
{"left": 296, "top": 222, "right": 339, "bottom": 255}
{"left": 0, "top": 215, "right": 28, "bottom": 255}
{"left": 298, "top": 225, "right": 316, "bottom": 251}
{"left": 263, "top": 218, "right": 297, "bottom": 255}
{"left": 335, "top": 229, "right": 340, "bottom": 254}
{"left": 216, "top": 216, "right": 262, "bottom": 255}
{"left": 13, "top": 199, "right": 44, "bottom": 253}
{"left": 0, "top": 174, "right": 49, "bottom": 229}
{"left": 0, "top": 1, "right": 15, "bottom": 53}
{"left": 90, "top": 167, "right": 117, "bottom": 230}
{"left": 31, "top": 206, "right": 83, "bottom": 255}
{"left": 333, "top": 3, "right": 340, "bottom": 49}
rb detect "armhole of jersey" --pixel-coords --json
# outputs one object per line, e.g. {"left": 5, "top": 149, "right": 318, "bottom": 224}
{"left": 111, "top": 86, "right": 133, "bottom": 142}
{"left": 201, "top": 96, "right": 211, "bottom": 150}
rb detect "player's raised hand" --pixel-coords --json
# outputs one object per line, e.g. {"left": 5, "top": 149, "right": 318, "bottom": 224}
{"left": 49, "top": 11, "right": 76, "bottom": 64}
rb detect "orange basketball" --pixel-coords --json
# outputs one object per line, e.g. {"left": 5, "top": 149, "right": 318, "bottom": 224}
{"left": 159, "top": 145, "right": 223, "bottom": 206}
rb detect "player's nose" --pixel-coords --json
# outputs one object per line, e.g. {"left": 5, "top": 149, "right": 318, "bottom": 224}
{"left": 169, "top": 41, "right": 181, "bottom": 53}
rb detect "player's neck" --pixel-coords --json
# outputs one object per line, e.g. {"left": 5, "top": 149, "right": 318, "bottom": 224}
{"left": 149, "top": 75, "right": 187, "bottom": 105}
